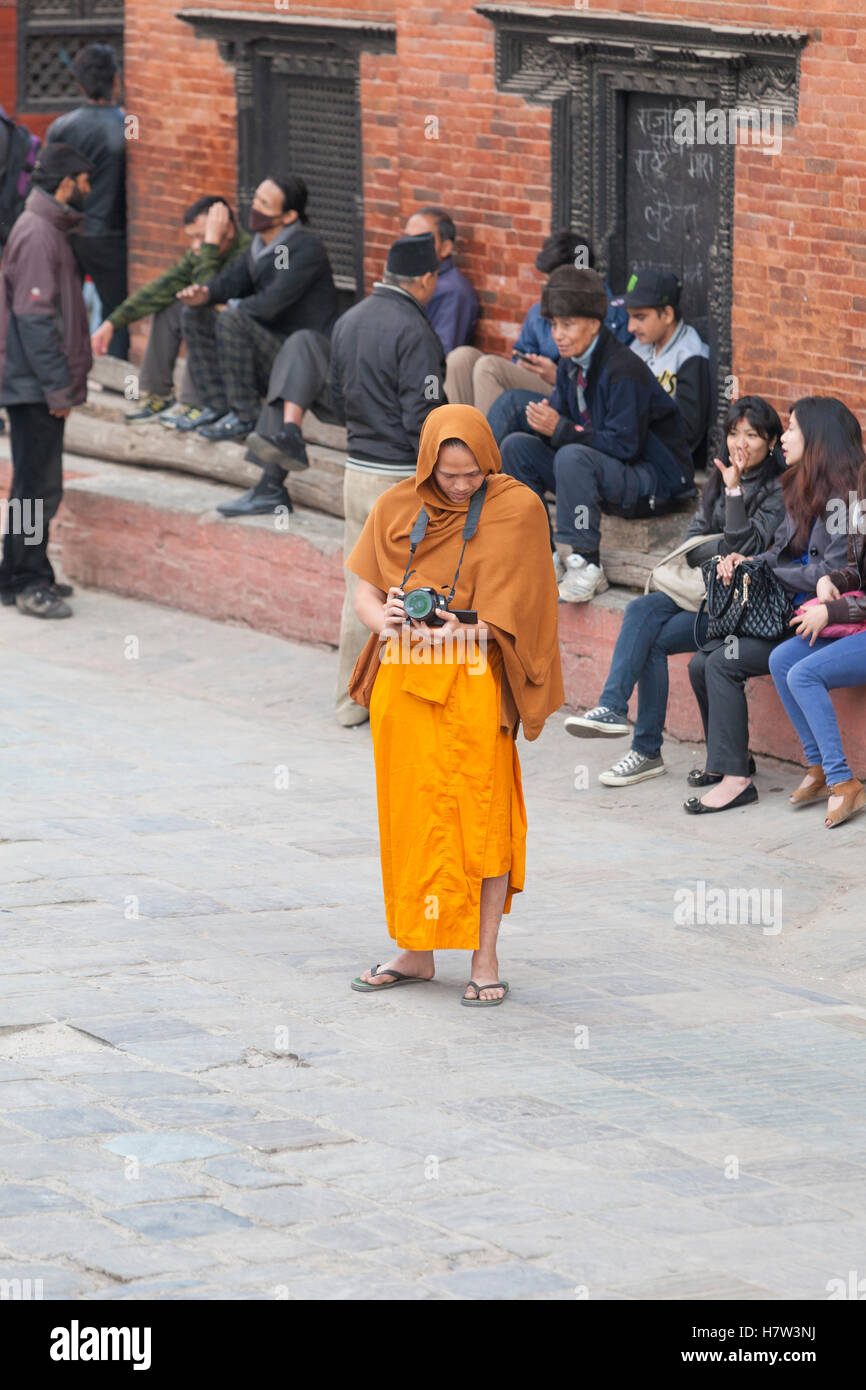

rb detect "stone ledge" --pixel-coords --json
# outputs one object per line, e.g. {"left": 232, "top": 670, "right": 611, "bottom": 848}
{"left": 3, "top": 445, "right": 863, "bottom": 770}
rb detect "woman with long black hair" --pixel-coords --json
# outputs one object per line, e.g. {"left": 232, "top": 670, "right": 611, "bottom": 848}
{"left": 565, "top": 396, "right": 786, "bottom": 786}
{"left": 686, "top": 396, "right": 862, "bottom": 813}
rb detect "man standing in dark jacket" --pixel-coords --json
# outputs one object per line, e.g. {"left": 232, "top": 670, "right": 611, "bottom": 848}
{"left": 177, "top": 174, "right": 337, "bottom": 450}
{"left": 500, "top": 266, "right": 693, "bottom": 604}
{"left": 0, "top": 144, "right": 93, "bottom": 618}
{"left": 331, "top": 231, "right": 444, "bottom": 726}
{"left": 46, "top": 45, "right": 127, "bottom": 359}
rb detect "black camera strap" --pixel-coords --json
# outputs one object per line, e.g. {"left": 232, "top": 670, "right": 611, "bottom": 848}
{"left": 400, "top": 480, "right": 488, "bottom": 601}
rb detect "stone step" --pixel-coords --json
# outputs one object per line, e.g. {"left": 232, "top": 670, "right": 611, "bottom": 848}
{"left": 74, "top": 382, "right": 696, "bottom": 586}
{"left": 4, "top": 443, "right": 862, "bottom": 771}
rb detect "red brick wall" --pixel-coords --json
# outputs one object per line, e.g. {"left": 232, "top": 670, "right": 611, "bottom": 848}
{"left": 116, "top": 0, "right": 865, "bottom": 422}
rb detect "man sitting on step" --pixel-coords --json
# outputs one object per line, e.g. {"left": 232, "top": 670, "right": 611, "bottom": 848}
{"left": 625, "top": 266, "right": 711, "bottom": 472}
{"left": 91, "top": 196, "right": 249, "bottom": 424}
{"left": 175, "top": 174, "right": 338, "bottom": 453}
{"left": 499, "top": 266, "right": 694, "bottom": 605}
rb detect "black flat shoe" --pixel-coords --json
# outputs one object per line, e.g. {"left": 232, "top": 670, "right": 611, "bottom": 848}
{"left": 216, "top": 479, "right": 292, "bottom": 517}
{"left": 684, "top": 784, "right": 758, "bottom": 814}
{"left": 687, "top": 756, "right": 756, "bottom": 787}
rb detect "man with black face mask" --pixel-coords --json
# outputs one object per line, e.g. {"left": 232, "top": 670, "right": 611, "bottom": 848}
{"left": 176, "top": 174, "right": 338, "bottom": 468}
{"left": 0, "top": 143, "right": 93, "bottom": 618}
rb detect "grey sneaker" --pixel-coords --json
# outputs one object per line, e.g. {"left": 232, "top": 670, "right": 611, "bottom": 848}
{"left": 553, "top": 550, "right": 566, "bottom": 583}
{"left": 564, "top": 705, "right": 630, "bottom": 738}
{"left": 599, "top": 750, "right": 666, "bottom": 786}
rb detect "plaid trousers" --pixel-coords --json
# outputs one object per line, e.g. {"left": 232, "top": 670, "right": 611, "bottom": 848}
{"left": 181, "top": 305, "right": 285, "bottom": 420}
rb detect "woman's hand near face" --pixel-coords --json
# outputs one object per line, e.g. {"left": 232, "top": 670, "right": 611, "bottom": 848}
{"left": 816, "top": 574, "right": 841, "bottom": 602}
{"left": 714, "top": 453, "right": 743, "bottom": 490}
{"left": 791, "top": 603, "right": 829, "bottom": 646}
{"left": 716, "top": 552, "right": 746, "bottom": 585}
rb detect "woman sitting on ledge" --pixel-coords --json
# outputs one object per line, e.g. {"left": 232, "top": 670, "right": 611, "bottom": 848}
{"left": 770, "top": 451, "right": 866, "bottom": 829}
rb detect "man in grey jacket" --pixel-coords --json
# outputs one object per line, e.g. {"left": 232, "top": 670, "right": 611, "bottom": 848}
{"left": 0, "top": 143, "right": 93, "bottom": 618}
{"left": 330, "top": 231, "right": 444, "bottom": 726}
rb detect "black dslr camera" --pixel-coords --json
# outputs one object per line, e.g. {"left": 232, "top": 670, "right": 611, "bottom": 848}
{"left": 402, "top": 587, "right": 477, "bottom": 628}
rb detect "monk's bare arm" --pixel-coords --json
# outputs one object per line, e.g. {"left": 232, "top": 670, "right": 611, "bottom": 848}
{"left": 355, "top": 579, "right": 405, "bottom": 637}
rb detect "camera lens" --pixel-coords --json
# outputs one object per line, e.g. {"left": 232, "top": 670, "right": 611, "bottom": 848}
{"left": 404, "top": 590, "right": 434, "bottom": 620}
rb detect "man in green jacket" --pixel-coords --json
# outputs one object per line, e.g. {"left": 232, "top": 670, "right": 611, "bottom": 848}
{"left": 91, "top": 195, "right": 250, "bottom": 426}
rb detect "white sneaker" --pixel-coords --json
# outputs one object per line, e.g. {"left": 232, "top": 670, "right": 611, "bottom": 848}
{"left": 599, "top": 750, "right": 666, "bottom": 786}
{"left": 553, "top": 551, "right": 567, "bottom": 583}
{"left": 558, "top": 553, "right": 609, "bottom": 603}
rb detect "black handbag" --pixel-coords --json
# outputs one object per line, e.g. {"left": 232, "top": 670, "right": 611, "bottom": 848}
{"left": 695, "top": 556, "right": 794, "bottom": 643}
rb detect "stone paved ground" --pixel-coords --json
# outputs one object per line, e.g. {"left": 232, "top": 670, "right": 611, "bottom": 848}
{"left": 1, "top": 590, "right": 865, "bottom": 1301}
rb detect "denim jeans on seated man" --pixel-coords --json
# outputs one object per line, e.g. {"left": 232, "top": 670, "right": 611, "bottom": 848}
{"left": 499, "top": 432, "right": 656, "bottom": 555}
{"left": 598, "top": 591, "right": 708, "bottom": 759}
{"left": 486, "top": 387, "right": 544, "bottom": 447}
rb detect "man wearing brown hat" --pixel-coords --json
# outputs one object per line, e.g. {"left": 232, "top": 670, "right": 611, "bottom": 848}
{"left": 330, "top": 230, "right": 444, "bottom": 725}
{"left": 0, "top": 142, "right": 94, "bottom": 618}
{"left": 499, "top": 266, "right": 693, "bottom": 604}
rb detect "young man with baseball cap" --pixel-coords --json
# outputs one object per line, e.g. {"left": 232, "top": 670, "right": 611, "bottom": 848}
{"left": 625, "top": 267, "right": 711, "bottom": 471}
{"left": 499, "top": 266, "right": 693, "bottom": 604}
{"left": 0, "top": 142, "right": 94, "bottom": 618}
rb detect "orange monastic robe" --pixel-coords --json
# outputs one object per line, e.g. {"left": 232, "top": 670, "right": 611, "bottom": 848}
{"left": 369, "top": 634, "right": 526, "bottom": 951}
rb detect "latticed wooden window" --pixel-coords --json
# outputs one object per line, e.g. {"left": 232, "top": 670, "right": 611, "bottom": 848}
{"left": 17, "top": 0, "right": 124, "bottom": 112}
{"left": 244, "top": 44, "right": 363, "bottom": 297}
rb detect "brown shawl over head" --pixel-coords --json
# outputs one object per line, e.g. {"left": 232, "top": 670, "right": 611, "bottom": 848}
{"left": 346, "top": 404, "right": 564, "bottom": 739}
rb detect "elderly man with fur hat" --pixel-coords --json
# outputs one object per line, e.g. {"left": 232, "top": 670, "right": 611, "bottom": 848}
{"left": 330, "top": 230, "right": 446, "bottom": 725}
{"left": 499, "top": 266, "right": 694, "bottom": 604}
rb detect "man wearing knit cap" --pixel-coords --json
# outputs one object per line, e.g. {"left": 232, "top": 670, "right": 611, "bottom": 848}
{"left": 500, "top": 266, "right": 693, "bottom": 604}
{"left": 330, "top": 230, "right": 445, "bottom": 725}
{"left": 0, "top": 142, "right": 94, "bottom": 618}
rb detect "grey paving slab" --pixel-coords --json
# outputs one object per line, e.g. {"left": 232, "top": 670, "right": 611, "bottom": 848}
{"left": 101, "top": 1132, "right": 239, "bottom": 1166}
{"left": 105, "top": 1200, "right": 254, "bottom": 1240}
{"left": 3, "top": 588, "right": 866, "bottom": 1300}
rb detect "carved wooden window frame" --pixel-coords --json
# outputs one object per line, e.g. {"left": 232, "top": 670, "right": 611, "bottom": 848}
{"left": 475, "top": 6, "right": 808, "bottom": 443}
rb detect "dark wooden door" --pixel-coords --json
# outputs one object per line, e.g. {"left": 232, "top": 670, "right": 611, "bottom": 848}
{"left": 618, "top": 92, "right": 720, "bottom": 346}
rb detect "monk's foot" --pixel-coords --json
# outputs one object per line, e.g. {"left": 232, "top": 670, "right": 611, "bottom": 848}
{"left": 358, "top": 950, "right": 434, "bottom": 987}
{"left": 465, "top": 951, "right": 505, "bottom": 1002}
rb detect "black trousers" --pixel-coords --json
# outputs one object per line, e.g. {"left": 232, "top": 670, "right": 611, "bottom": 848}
{"left": 72, "top": 233, "right": 130, "bottom": 360}
{"left": 254, "top": 327, "right": 336, "bottom": 439}
{"left": 0, "top": 402, "right": 65, "bottom": 595}
{"left": 688, "top": 636, "right": 779, "bottom": 776}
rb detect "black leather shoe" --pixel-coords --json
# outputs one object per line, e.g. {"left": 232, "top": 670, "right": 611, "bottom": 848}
{"left": 684, "top": 784, "right": 758, "bottom": 814}
{"left": 197, "top": 410, "right": 255, "bottom": 442}
{"left": 216, "top": 478, "right": 293, "bottom": 517}
{"left": 16, "top": 584, "right": 72, "bottom": 618}
{"left": 687, "top": 756, "right": 756, "bottom": 788}
{"left": 246, "top": 423, "right": 309, "bottom": 472}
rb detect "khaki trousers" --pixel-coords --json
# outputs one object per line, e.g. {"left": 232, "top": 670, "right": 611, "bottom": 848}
{"left": 445, "top": 346, "right": 549, "bottom": 417}
{"left": 336, "top": 465, "right": 413, "bottom": 726}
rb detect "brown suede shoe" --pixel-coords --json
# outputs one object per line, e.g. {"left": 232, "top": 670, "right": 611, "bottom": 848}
{"left": 825, "top": 777, "right": 866, "bottom": 829}
{"left": 790, "top": 764, "right": 827, "bottom": 805}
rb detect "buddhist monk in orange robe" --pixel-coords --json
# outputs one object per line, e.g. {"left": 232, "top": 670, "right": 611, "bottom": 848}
{"left": 346, "top": 404, "right": 563, "bottom": 1005}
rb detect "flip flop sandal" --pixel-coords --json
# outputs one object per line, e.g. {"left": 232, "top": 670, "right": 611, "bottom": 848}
{"left": 461, "top": 980, "right": 509, "bottom": 1007}
{"left": 350, "top": 963, "right": 432, "bottom": 993}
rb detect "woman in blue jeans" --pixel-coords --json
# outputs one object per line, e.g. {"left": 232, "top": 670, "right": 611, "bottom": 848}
{"left": 564, "top": 396, "right": 786, "bottom": 785}
{"left": 770, "top": 494, "right": 866, "bottom": 828}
